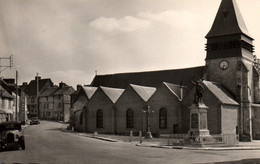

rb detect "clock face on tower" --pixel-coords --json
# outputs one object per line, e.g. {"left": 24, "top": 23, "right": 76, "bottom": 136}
{"left": 219, "top": 60, "right": 229, "bottom": 70}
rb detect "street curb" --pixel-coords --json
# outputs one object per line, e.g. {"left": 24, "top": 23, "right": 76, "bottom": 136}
{"left": 186, "top": 147, "right": 260, "bottom": 151}
{"left": 136, "top": 143, "right": 260, "bottom": 151}
{"left": 65, "top": 130, "right": 260, "bottom": 151}
{"left": 89, "top": 136, "right": 118, "bottom": 142}
{"left": 77, "top": 133, "right": 118, "bottom": 142}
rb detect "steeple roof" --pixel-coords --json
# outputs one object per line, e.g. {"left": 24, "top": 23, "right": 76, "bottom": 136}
{"left": 206, "top": 0, "right": 253, "bottom": 39}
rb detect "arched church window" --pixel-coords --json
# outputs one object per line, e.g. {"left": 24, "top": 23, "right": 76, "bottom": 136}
{"left": 159, "top": 108, "right": 167, "bottom": 129}
{"left": 126, "top": 109, "right": 134, "bottom": 128}
{"left": 96, "top": 109, "right": 103, "bottom": 128}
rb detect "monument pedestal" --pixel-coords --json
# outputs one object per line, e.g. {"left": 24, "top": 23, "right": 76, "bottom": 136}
{"left": 188, "top": 103, "right": 210, "bottom": 138}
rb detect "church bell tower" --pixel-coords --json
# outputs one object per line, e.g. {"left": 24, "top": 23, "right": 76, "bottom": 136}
{"left": 204, "top": 0, "right": 255, "bottom": 141}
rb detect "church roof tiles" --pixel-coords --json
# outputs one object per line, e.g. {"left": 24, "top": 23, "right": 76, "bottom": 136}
{"left": 91, "top": 66, "right": 205, "bottom": 91}
{"left": 163, "top": 82, "right": 186, "bottom": 100}
{"left": 202, "top": 80, "right": 239, "bottom": 105}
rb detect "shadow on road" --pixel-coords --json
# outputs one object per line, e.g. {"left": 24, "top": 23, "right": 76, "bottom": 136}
{"left": 45, "top": 127, "right": 73, "bottom": 134}
{"left": 201, "top": 158, "right": 260, "bottom": 164}
{"left": 46, "top": 127, "right": 69, "bottom": 132}
{"left": 0, "top": 147, "right": 24, "bottom": 153}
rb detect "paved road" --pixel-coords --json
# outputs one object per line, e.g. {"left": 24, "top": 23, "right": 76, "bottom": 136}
{"left": 1, "top": 121, "right": 260, "bottom": 164}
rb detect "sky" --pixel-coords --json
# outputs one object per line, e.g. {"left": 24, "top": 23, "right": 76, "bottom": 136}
{"left": 0, "top": 0, "right": 259, "bottom": 88}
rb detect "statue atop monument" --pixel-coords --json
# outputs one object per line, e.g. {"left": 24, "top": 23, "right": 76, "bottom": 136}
{"left": 191, "top": 79, "right": 205, "bottom": 105}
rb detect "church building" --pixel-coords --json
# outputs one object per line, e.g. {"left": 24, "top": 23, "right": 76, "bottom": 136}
{"left": 82, "top": 0, "right": 260, "bottom": 141}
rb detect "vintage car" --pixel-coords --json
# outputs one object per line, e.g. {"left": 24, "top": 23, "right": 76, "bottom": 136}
{"left": 30, "top": 117, "right": 40, "bottom": 125}
{"left": 0, "top": 121, "right": 25, "bottom": 151}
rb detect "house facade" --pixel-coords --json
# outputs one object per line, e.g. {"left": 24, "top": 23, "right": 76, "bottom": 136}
{"left": 52, "top": 82, "right": 75, "bottom": 122}
{"left": 37, "top": 82, "right": 74, "bottom": 122}
{"left": 39, "top": 87, "right": 58, "bottom": 120}
{"left": 0, "top": 85, "right": 14, "bottom": 122}
{"left": 24, "top": 76, "right": 54, "bottom": 118}
{"left": 0, "top": 79, "right": 29, "bottom": 123}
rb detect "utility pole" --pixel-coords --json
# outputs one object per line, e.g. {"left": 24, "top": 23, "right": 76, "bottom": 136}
{"left": 15, "top": 70, "right": 18, "bottom": 121}
{"left": 36, "top": 73, "right": 39, "bottom": 118}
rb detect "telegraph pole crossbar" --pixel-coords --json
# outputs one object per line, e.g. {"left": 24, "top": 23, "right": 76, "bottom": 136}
{"left": 0, "top": 55, "right": 13, "bottom": 74}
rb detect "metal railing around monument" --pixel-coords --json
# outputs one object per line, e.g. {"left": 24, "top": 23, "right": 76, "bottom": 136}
{"left": 158, "top": 133, "right": 239, "bottom": 146}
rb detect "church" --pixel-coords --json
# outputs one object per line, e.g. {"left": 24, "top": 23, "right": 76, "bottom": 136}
{"left": 71, "top": 0, "right": 260, "bottom": 141}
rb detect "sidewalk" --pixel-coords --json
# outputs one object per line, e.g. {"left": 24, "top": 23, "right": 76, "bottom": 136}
{"left": 77, "top": 132, "right": 260, "bottom": 151}
{"left": 136, "top": 143, "right": 260, "bottom": 151}
{"left": 65, "top": 129, "right": 260, "bottom": 151}
{"left": 78, "top": 133, "right": 118, "bottom": 142}
{"left": 136, "top": 140, "right": 260, "bottom": 151}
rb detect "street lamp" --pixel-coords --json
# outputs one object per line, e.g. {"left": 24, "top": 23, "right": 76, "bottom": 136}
{"left": 143, "top": 105, "right": 154, "bottom": 139}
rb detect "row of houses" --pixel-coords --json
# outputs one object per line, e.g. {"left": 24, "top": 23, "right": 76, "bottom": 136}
{"left": 39, "top": 82, "right": 74, "bottom": 122}
{"left": 20, "top": 76, "right": 75, "bottom": 122}
{"left": 70, "top": 80, "right": 239, "bottom": 136}
{"left": 0, "top": 76, "right": 75, "bottom": 124}
{"left": 0, "top": 78, "right": 27, "bottom": 123}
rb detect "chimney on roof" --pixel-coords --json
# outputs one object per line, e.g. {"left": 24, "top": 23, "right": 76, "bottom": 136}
{"left": 77, "top": 84, "right": 82, "bottom": 91}
{"left": 22, "top": 82, "right": 28, "bottom": 86}
{"left": 35, "top": 76, "right": 41, "bottom": 81}
{"left": 59, "top": 81, "right": 67, "bottom": 88}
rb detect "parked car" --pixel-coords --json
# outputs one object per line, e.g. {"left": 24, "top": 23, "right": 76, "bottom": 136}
{"left": 26, "top": 119, "right": 31, "bottom": 125}
{"left": 30, "top": 117, "right": 40, "bottom": 125}
{"left": 0, "top": 121, "right": 25, "bottom": 151}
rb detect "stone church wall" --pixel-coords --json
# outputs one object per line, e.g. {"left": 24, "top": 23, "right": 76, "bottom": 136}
{"left": 200, "top": 90, "right": 221, "bottom": 134}
{"left": 221, "top": 105, "right": 238, "bottom": 135}
{"left": 148, "top": 84, "right": 181, "bottom": 135}
{"left": 115, "top": 88, "right": 144, "bottom": 135}
{"left": 86, "top": 90, "right": 114, "bottom": 134}
{"left": 205, "top": 57, "right": 239, "bottom": 96}
{"left": 182, "top": 87, "right": 195, "bottom": 133}
{"left": 252, "top": 106, "right": 260, "bottom": 140}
